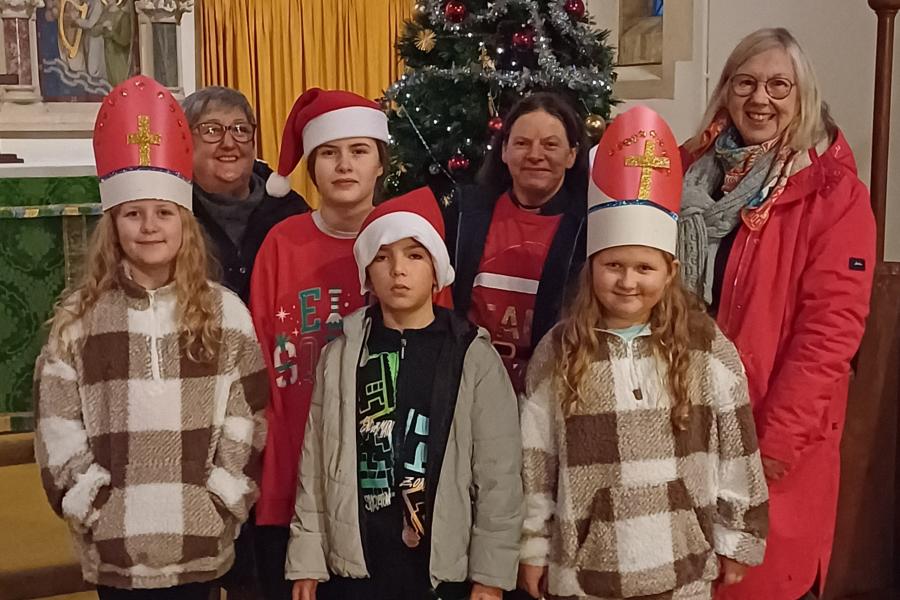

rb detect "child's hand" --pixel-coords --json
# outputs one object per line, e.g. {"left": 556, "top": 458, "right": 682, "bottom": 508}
{"left": 292, "top": 579, "right": 318, "bottom": 600}
{"left": 717, "top": 555, "right": 749, "bottom": 587}
{"left": 469, "top": 582, "right": 503, "bottom": 599}
{"left": 517, "top": 563, "right": 548, "bottom": 598}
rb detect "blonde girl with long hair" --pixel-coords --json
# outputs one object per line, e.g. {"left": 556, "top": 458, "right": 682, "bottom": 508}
{"left": 33, "top": 76, "right": 268, "bottom": 600}
{"left": 516, "top": 107, "right": 768, "bottom": 600}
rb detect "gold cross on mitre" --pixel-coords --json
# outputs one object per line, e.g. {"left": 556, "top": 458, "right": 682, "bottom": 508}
{"left": 624, "top": 139, "right": 670, "bottom": 199}
{"left": 127, "top": 115, "right": 161, "bottom": 167}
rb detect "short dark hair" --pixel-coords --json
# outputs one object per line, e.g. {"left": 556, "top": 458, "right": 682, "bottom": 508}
{"left": 306, "top": 139, "right": 391, "bottom": 204}
{"left": 182, "top": 86, "right": 256, "bottom": 129}
{"left": 477, "top": 92, "right": 589, "bottom": 199}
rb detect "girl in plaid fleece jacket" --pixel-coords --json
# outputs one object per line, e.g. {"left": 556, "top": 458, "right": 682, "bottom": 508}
{"left": 517, "top": 107, "right": 768, "bottom": 600}
{"left": 33, "top": 76, "right": 268, "bottom": 600}
{"left": 518, "top": 248, "right": 769, "bottom": 600}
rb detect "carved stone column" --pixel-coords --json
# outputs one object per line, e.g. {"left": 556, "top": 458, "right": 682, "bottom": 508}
{"left": 134, "top": 0, "right": 194, "bottom": 24}
{"left": 0, "top": 0, "right": 43, "bottom": 103}
{"left": 134, "top": 0, "right": 194, "bottom": 93}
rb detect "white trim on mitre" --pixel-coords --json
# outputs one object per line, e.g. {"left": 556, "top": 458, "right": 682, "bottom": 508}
{"left": 587, "top": 201, "right": 678, "bottom": 257}
{"left": 301, "top": 106, "right": 390, "bottom": 157}
{"left": 99, "top": 168, "right": 193, "bottom": 212}
{"left": 353, "top": 211, "right": 454, "bottom": 295}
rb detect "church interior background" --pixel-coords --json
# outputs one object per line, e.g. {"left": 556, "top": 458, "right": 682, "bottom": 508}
{"left": 0, "top": 1, "right": 898, "bottom": 599}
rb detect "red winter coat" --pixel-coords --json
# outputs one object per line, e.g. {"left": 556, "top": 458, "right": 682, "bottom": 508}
{"left": 683, "top": 131, "right": 876, "bottom": 600}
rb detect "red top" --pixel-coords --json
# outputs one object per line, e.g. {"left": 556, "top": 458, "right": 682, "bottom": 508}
{"left": 683, "top": 131, "right": 876, "bottom": 600}
{"left": 468, "top": 193, "right": 562, "bottom": 394}
{"left": 250, "top": 212, "right": 367, "bottom": 526}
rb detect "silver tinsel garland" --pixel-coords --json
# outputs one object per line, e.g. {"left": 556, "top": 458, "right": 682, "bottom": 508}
{"left": 419, "top": 0, "right": 605, "bottom": 73}
{"left": 386, "top": 63, "right": 613, "bottom": 100}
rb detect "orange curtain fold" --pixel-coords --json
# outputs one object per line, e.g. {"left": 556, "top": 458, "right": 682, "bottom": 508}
{"left": 199, "top": 0, "right": 413, "bottom": 205}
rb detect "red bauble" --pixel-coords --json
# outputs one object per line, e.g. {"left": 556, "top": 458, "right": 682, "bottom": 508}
{"left": 447, "top": 154, "right": 470, "bottom": 171}
{"left": 511, "top": 27, "right": 536, "bottom": 50}
{"left": 564, "top": 0, "right": 586, "bottom": 19}
{"left": 444, "top": 0, "right": 468, "bottom": 23}
{"left": 488, "top": 116, "right": 504, "bottom": 133}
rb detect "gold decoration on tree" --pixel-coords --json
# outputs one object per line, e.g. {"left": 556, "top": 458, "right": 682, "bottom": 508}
{"left": 390, "top": 155, "right": 410, "bottom": 175}
{"left": 479, "top": 46, "right": 496, "bottom": 72}
{"left": 415, "top": 28, "right": 437, "bottom": 53}
{"left": 584, "top": 113, "right": 606, "bottom": 140}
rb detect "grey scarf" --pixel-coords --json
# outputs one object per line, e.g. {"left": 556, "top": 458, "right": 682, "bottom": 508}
{"left": 676, "top": 149, "right": 775, "bottom": 304}
{"left": 195, "top": 172, "right": 266, "bottom": 247}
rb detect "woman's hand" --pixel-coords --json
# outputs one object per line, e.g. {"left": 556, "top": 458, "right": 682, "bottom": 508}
{"left": 762, "top": 456, "right": 788, "bottom": 482}
{"left": 517, "top": 563, "right": 548, "bottom": 598}
{"left": 717, "top": 555, "right": 749, "bottom": 587}
{"left": 292, "top": 579, "right": 318, "bottom": 600}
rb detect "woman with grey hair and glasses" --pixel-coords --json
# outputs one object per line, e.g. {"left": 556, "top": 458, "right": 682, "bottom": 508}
{"left": 676, "top": 28, "right": 875, "bottom": 600}
{"left": 182, "top": 87, "right": 309, "bottom": 304}
{"left": 182, "top": 87, "right": 308, "bottom": 600}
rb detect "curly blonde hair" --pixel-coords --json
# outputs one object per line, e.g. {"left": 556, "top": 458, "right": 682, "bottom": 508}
{"left": 48, "top": 205, "right": 220, "bottom": 363}
{"left": 554, "top": 252, "right": 714, "bottom": 430}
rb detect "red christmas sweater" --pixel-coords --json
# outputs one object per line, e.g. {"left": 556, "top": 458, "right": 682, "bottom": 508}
{"left": 250, "top": 212, "right": 366, "bottom": 526}
{"left": 468, "top": 193, "right": 562, "bottom": 394}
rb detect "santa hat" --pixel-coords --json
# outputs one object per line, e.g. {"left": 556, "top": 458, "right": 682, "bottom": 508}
{"left": 266, "top": 88, "right": 390, "bottom": 197}
{"left": 587, "top": 105, "right": 682, "bottom": 256}
{"left": 353, "top": 187, "right": 454, "bottom": 295}
{"left": 93, "top": 75, "right": 193, "bottom": 212}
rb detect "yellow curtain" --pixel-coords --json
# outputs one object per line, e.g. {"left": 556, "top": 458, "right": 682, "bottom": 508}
{"left": 199, "top": 0, "right": 413, "bottom": 206}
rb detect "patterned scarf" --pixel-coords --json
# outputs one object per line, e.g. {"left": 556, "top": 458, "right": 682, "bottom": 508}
{"left": 687, "top": 110, "right": 798, "bottom": 230}
{"left": 677, "top": 111, "right": 799, "bottom": 303}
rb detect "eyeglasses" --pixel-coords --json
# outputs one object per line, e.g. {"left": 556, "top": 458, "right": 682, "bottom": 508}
{"left": 729, "top": 74, "right": 795, "bottom": 100}
{"left": 193, "top": 121, "right": 257, "bottom": 143}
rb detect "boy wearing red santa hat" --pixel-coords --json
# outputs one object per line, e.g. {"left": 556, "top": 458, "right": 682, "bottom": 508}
{"left": 286, "top": 189, "right": 523, "bottom": 600}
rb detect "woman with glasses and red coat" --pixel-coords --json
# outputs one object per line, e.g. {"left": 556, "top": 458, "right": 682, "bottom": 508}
{"left": 676, "top": 28, "right": 875, "bottom": 600}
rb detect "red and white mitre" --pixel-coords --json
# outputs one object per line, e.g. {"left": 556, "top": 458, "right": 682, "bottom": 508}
{"left": 587, "top": 105, "right": 682, "bottom": 256}
{"left": 93, "top": 75, "right": 193, "bottom": 212}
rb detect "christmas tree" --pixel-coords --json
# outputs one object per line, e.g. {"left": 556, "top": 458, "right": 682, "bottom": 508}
{"left": 383, "top": 0, "right": 616, "bottom": 201}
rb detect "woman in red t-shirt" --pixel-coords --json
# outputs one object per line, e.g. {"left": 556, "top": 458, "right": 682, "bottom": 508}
{"left": 447, "top": 92, "right": 590, "bottom": 396}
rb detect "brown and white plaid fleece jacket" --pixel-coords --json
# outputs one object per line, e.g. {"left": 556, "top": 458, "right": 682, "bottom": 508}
{"left": 520, "top": 319, "right": 768, "bottom": 600}
{"left": 33, "top": 273, "right": 268, "bottom": 589}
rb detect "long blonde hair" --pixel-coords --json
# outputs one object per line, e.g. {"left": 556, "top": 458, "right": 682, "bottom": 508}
{"left": 48, "top": 205, "right": 220, "bottom": 362}
{"left": 554, "top": 252, "right": 714, "bottom": 430}
{"left": 685, "top": 27, "right": 834, "bottom": 154}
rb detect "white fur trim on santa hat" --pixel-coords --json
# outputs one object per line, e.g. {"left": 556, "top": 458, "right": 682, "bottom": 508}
{"left": 302, "top": 106, "right": 389, "bottom": 157}
{"left": 587, "top": 201, "right": 678, "bottom": 257}
{"left": 265, "top": 172, "right": 293, "bottom": 198}
{"left": 353, "top": 211, "right": 454, "bottom": 295}
{"left": 99, "top": 169, "right": 193, "bottom": 212}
